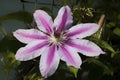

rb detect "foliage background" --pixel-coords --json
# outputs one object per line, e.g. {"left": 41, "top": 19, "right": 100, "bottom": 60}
{"left": 0, "top": 0, "right": 120, "bottom": 80}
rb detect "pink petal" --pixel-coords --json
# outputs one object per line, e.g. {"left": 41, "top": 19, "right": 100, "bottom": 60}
{"left": 59, "top": 44, "right": 82, "bottom": 68}
{"left": 54, "top": 6, "right": 73, "bottom": 31}
{"left": 13, "top": 29, "right": 48, "bottom": 44}
{"left": 66, "top": 39, "right": 105, "bottom": 56}
{"left": 40, "top": 45, "right": 60, "bottom": 78}
{"left": 67, "top": 23, "right": 99, "bottom": 39}
{"left": 34, "top": 10, "right": 53, "bottom": 33}
{"left": 15, "top": 41, "right": 49, "bottom": 61}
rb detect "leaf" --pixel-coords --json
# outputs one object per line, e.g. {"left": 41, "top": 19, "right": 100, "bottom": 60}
{"left": 84, "top": 58, "right": 113, "bottom": 75}
{"left": 62, "top": 0, "right": 68, "bottom": 5}
{"left": 0, "top": 11, "right": 33, "bottom": 23}
{"left": 0, "top": 51, "right": 20, "bottom": 74}
{"left": 101, "top": 40, "right": 115, "bottom": 53}
{"left": 113, "top": 28, "right": 120, "bottom": 36}
{"left": 0, "top": 34, "right": 24, "bottom": 52}
{"left": 40, "top": 7, "right": 52, "bottom": 14}
{"left": 68, "top": 66, "right": 79, "bottom": 78}
{"left": 106, "top": 22, "right": 116, "bottom": 28}
{"left": 100, "top": 40, "right": 116, "bottom": 57}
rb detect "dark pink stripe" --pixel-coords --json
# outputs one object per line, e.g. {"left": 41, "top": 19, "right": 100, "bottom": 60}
{"left": 67, "top": 26, "right": 92, "bottom": 37}
{"left": 47, "top": 45, "right": 56, "bottom": 66}
{"left": 58, "top": 8, "right": 67, "bottom": 31}
{"left": 60, "top": 45, "right": 76, "bottom": 65}
{"left": 66, "top": 41, "right": 93, "bottom": 53}
{"left": 39, "top": 16, "right": 53, "bottom": 33}
{"left": 16, "top": 32, "right": 48, "bottom": 40}
{"left": 24, "top": 41, "right": 49, "bottom": 54}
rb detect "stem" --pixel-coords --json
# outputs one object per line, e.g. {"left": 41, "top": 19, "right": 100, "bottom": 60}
{"left": 34, "top": 0, "right": 38, "bottom": 10}
{"left": 32, "top": 0, "right": 38, "bottom": 28}
{"left": 5, "top": 70, "right": 9, "bottom": 80}
{"left": 21, "top": 1, "right": 30, "bottom": 28}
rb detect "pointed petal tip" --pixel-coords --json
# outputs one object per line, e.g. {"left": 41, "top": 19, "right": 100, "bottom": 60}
{"left": 71, "top": 64, "right": 81, "bottom": 69}
{"left": 92, "top": 50, "right": 105, "bottom": 57}
{"left": 66, "top": 39, "right": 105, "bottom": 57}
{"left": 15, "top": 54, "right": 19, "bottom": 60}
{"left": 13, "top": 30, "right": 18, "bottom": 37}
{"left": 15, "top": 51, "right": 27, "bottom": 61}
{"left": 40, "top": 45, "right": 60, "bottom": 78}
{"left": 15, "top": 53, "right": 23, "bottom": 61}
{"left": 33, "top": 10, "right": 42, "bottom": 17}
{"left": 33, "top": 10, "right": 53, "bottom": 33}
{"left": 59, "top": 45, "right": 82, "bottom": 69}
{"left": 101, "top": 51, "right": 106, "bottom": 54}
{"left": 68, "top": 59, "right": 82, "bottom": 69}
{"left": 67, "top": 62, "right": 81, "bottom": 69}
{"left": 54, "top": 5, "right": 73, "bottom": 31}
{"left": 33, "top": 10, "right": 41, "bottom": 14}
{"left": 96, "top": 48, "right": 106, "bottom": 56}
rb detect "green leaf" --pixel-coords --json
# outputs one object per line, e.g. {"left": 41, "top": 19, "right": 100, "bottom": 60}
{"left": 113, "top": 28, "right": 120, "bottom": 36}
{"left": 0, "top": 11, "right": 33, "bottom": 23}
{"left": 106, "top": 22, "right": 116, "bottom": 28}
{"left": 100, "top": 40, "right": 116, "bottom": 57}
{"left": 68, "top": 66, "right": 79, "bottom": 78}
{"left": 40, "top": 7, "right": 52, "bottom": 14}
{"left": 0, "top": 34, "right": 24, "bottom": 52}
{"left": 118, "top": 14, "right": 120, "bottom": 19}
{"left": 84, "top": 58, "right": 113, "bottom": 75}
{"left": 0, "top": 51, "right": 20, "bottom": 77}
{"left": 101, "top": 40, "right": 115, "bottom": 53}
{"left": 62, "top": 0, "right": 68, "bottom": 5}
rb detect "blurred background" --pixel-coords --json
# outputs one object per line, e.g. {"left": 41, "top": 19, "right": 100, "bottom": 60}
{"left": 0, "top": 0, "right": 120, "bottom": 80}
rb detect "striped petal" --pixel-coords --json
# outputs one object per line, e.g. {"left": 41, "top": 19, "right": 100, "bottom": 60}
{"left": 15, "top": 41, "right": 49, "bottom": 61}
{"left": 59, "top": 44, "right": 82, "bottom": 68}
{"left": 67, "top": 23, "right": 99, "bottom": 39}
{"left": 66, "top": 39, "right": 105, "bottom": 56}
{"left": 54, "top": 6, "right": 73, "bottom": 31}
{"left": 34, "top": 10, "right": 53, "bottom": 33}
{"left": 40, "top": 45, "right": 60, "bottom": 78}
{"left": 13, "top": 29, "right": 48, "bottom": 44}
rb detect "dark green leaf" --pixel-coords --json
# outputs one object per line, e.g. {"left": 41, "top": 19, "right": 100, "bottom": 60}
{"left": 84, "top": 58, "right": 113, "bottom": 75}
{"left": 40, "top": 7, "right": 52, "bottom": 14}
{"left": 68, "top": 66, "right": 78, "bottom": 78}
{"left": 113, "top": 28, "right": 120, "bottom": 36}
{"left": 0, "top": 34, "right": 24, "bottom": 52}
{"left": 0, "top": 11, "right": 33, "bottom": 23}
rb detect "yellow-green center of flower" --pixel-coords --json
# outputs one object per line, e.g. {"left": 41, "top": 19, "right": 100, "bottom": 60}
{"left": 50, "top": 32, "right": 68, "bottom": 45}
{"left": 50, "top": 35, "right": 60, "bottom": 45}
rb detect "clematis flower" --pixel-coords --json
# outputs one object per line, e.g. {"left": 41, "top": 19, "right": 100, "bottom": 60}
{"left": 13, "top": 5, "right": 104, "bottom": 78}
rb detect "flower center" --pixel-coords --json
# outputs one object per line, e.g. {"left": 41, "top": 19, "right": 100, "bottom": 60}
{"left": 50, "top": 31, "right": 67, "bottom": 45}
